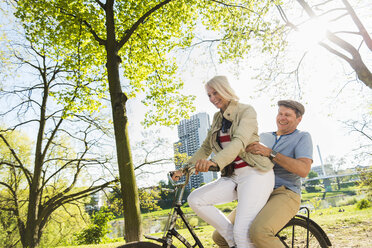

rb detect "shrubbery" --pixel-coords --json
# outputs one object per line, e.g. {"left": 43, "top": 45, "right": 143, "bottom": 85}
{"left": 75, "top": 207, "right": 114, "bottom": 244}
{"left": 336, "top": 197, "right": 358, "bottom": 207}
{"left": 222, "top": 206, "right": 233, "bottom": 213}
{"left": 305, "top": 186, "right": 322, "bottom": 193}
{"left": 356, "top": 199, "right": 371, "bottom": 210}
{"left": 189, "top": 217, "right": 199, "bottom": 227}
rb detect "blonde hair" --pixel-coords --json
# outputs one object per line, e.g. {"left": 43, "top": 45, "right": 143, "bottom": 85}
{"left": 205, "top": 76, "right": 239, "bottom": 101}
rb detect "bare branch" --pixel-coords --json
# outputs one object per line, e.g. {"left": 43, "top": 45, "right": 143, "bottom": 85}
{"left": 324, "top": 31, "right": 372, "bottom": 88}
{"left": 342, "top": 0, "right": 372, "bottom": 51}
{"left": 0, "top": 134, "right": 32, "bottom": 184}
{"left": 319, "top": 41, "right": 351, "bottom": 62}
{"left": 296, "top": 0, "right": 316, "bottom": 18}
{"left": 39, "top": 179, "right": 117, "bottom": 226}
{"left": 134, "top": 158, "right": 172, "bottom": 171}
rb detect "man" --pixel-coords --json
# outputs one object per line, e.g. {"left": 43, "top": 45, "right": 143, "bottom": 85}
{"left": 212, "top": 100, "right": 313, "bottom": 248}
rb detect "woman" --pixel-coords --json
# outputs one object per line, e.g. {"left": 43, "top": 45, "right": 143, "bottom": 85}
{"left": 173, "top": 76, "right": 274, "bottom": 248}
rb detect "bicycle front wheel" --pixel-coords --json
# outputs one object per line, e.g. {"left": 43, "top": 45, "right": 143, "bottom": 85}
{"left": 277, "top": 218, "right": 329, "bottom": 248}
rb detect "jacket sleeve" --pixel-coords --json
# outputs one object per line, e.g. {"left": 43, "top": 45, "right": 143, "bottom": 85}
{"left": 187, "top": 126, "right": 213, "bottom": 165}
{"left": 212, "top": 106, "right": 258, "bottom": 169}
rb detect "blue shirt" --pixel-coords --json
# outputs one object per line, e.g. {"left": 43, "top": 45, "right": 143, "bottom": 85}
{"left": 260, "top": 129, "right": 313, "bottom": 194}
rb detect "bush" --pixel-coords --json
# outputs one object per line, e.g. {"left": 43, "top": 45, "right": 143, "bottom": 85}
{"left": 222, "top": 206, "right": 233, "bottom": 213}
{"left": 189, "top": 217, "right": 199, "bottom": 227}
{"left": 356, "top": 199, "right": 371, "bottom": 210}
{"left": 305, "top": 186, "right": 321, "bottom": 193}
{"left": 336, "top": 197, "right": 357, "bottom": 207}
{"left": 75, "top": 207, "right": 114, "bottom": 244}
{"left": 340, "top": 182, "right": 356, "bottom": 188}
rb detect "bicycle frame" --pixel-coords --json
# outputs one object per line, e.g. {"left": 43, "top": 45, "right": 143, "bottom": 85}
{"left": 145, "top": 167, "right": 331, "bottom": 248}
{"left": 145, "top": 167, "right": 205, "bottom": 248}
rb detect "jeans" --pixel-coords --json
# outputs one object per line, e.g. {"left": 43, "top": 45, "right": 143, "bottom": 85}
{"left": 212, "top": 186, "right": 301, "bottom": 248}
{"left": 187, "top": 166, "right": 274, "bottom": 248}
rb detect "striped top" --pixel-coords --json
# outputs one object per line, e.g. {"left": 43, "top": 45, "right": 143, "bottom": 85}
{"left": 219, "top": 130, "right": 250, "bottom": 169}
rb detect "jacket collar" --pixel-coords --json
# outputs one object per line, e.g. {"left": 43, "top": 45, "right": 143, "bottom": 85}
{"left": 222, "top": 100, "right": 238, "bottom": 121}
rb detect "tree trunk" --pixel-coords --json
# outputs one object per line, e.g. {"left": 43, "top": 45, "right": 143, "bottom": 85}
{"left": 22, "top": 76, "right": 49, "bottom": 248}
{"left": 105, "top": 1, "right": 142, "bottom": 241}
{"left": 106, "top": 53, "right": 142, "bottom": 242}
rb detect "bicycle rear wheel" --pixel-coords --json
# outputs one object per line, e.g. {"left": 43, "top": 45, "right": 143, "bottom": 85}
{"left": 277, "top": 218, "right": 329, "bottom": 248}
{"left": 116, "top": 241, "right": 168, "bottom": 248}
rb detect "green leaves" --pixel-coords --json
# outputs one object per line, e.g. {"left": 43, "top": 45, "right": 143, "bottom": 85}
{"left": 75, "top": 207, "right": 114, "bottom": 244}
{"left": 12, "top": 0, "right": 283, "bottom": 126}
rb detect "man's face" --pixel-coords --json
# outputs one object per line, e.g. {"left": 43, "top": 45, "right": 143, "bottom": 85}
{"left": 276, "top": 106, "right": 302, "bottom": 135}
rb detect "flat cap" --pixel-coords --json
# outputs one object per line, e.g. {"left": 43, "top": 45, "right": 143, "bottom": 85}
{"left": 278, "top": 100, "right": 305, "bottom": 116}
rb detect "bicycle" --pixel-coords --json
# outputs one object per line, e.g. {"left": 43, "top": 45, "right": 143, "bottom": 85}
{"left": 119, "top": 166, "right": 332, "bottom": 248}
{"left": 276, "top": 206, "right": 332, "bottom": 247}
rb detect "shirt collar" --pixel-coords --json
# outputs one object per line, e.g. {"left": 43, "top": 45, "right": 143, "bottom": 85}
{"left": 272, "top": 129, "right": 298, "bottom": 137}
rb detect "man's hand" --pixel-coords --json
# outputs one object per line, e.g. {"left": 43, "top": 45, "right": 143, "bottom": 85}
{"left": 246, "top": 142, "right": 271, "bottom": 157}
{"left": 170, "top": 170, "right": 183, "bottom": 181}
{"left": 195, "top": 159, "right": 217, "bottom": 175}
{"left": 247, "top": 142, "right": 312, "bottom": 177}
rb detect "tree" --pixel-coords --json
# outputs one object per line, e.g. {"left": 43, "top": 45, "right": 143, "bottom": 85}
{"left": 157, "top": 180, "right": 175, "bottom": 210}
{"left": 107, "top": 185, "right": 161, "bottom": 215}
{"left": 9, "top": 0, "right": 282, "bottom": 241}
{"left": 38, "top": 201, "right": 91, "bottom": 247}
{"left": 0, "top": 208, "right": 19, "bottom": 248}
{"left": 271, "top": 0, "right": 372, "bottom": 89}
{"left": 305, "top": 170, "right": 320, "bottom": 192}
{"left": 0, "top": 37, "right": 117, "bottom": 248}
{"left": 138, "top": 188, "right": 161, "bottom": 213}
{"left": 106, "top": 131, "right": 180, "bottom": 216}
{"left": 132, "top": 130, "right": 176, "bottom": 181}
{"left": 75, "top": 207, "right": 114, "bottom": 245}
{"left": 334, "top": 158, "right": 346, "bottom": 190}
{"left": 357, "top": 166, "right": 372, "bottom": 200}
{"left": 343, "top": 113, "right": 372, "bottom": 161}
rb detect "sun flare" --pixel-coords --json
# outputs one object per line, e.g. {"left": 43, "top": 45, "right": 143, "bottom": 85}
{"left": 291, "top": 19, "right": 328, "bottom": 50}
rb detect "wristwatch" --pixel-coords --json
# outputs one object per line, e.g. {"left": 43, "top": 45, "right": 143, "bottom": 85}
{"left": 269, "top": 150, "right": 278, "bottom": 160}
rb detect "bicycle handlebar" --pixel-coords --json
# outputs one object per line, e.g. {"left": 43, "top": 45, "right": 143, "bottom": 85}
{"left": 168, "top": 165, "right": 220, "bottom": 187}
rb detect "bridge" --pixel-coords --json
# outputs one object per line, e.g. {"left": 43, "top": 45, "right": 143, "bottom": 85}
{"left": 304, "top": 172, "right": 361, "bottom": 182}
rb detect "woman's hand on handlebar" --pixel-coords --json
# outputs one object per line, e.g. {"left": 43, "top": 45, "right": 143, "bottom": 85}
{"left": 195, "top": 159, "right": 217, "bottom": 174}
{"left": 170, "top": 170, "right": 183, "bottom": 181}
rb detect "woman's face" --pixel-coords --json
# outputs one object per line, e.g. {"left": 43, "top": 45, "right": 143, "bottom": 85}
{"left": 206, "top": 85, "right": 229, "bottom": 112}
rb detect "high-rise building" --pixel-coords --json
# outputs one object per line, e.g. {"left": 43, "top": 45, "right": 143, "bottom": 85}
{"left": 174, "top": 112, "right": 218, "bottom": 190}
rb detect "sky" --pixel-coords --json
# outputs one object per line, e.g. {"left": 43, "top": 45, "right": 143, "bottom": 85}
{"left": 127, "top": 1, "right": 372, "bottom": 186}
{"left": 1, "top": 0, "right": 371, "bottom": 188}
{"left": 128, "top": 50, "right": 372, "bottom": 187}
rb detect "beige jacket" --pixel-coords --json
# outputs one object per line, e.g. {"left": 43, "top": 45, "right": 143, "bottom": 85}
{"left": 188, "top": 101, "right": 273, "bottom": 172}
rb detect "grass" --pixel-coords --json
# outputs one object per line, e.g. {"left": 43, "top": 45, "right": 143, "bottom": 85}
{"left": 309, "top": 205, "right": 372, "bottom": 247}
{"left": 301, "top": 186, "right": 360, "bottom": 201}
{"left": 56, "top": 187, "right": 370, "bottom": 248}
{"left": 56, "top": 204, "right": 372, "bottom": 248}
{"left": 56, "top": 242, "right": 127, "bottom": 248}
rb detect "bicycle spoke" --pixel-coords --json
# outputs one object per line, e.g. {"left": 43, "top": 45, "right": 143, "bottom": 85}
{"left": 277, "top": 218, "right": 329, "bottom": 248}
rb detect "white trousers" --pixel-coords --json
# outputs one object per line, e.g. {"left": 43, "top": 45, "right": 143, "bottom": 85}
{"left": 187, "top": 166, "right": 274, "bottom": 248}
